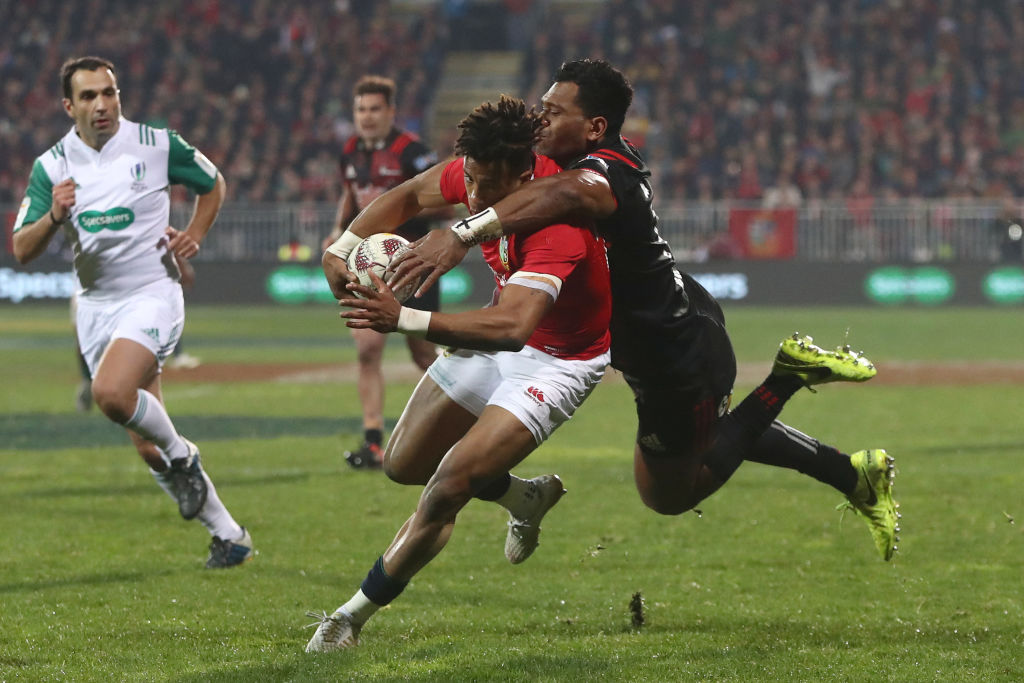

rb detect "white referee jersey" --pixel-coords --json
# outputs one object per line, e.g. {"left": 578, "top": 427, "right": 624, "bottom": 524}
{"left": 13, "top": 118, "right": 218, "bottom": 299}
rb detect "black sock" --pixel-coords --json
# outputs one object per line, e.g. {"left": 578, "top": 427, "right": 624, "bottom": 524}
{"left": 364, "top": 428, "right": 383, "bottom": 446}
{"left": 474, "top": 472, "right": 512, "bottom": 501}
{"left": 360, "top": 556, "right": 407, "bottom": 607}
{"left": 745, "top": 421, "right": 858, "bottom": 494}
{"left": 701, "top": 374, "right": 804, "bottom": 483}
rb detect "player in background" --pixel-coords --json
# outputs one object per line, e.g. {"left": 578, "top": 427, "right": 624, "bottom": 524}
{"left": 307, "top": 96, "right": 612, "bottom": 651}
{"left": 321, "top": 76, "right": 442, "bottom": 469}
{"left": 11, "top": 56, "right": 253, "bottom": 568}
{"left": 391, "top": 59, "right": 900, "bottom": 562}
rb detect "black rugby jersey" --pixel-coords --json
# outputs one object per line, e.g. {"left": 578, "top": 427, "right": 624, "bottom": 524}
{"left": 340, "top": 127, "right": 437, "bottom": 240}
{"left": 569, "top": 137, "right": 726, "bottom": 378}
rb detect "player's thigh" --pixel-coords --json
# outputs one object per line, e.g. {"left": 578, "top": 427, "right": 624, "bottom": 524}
{"left": 385, "top": 373, "right": 478, "bottom": 484}
{"left": 351, "top": 327, "right": 386, "bottom": 360}
{"left": 430, "top": 405, "right": 539, "bottom": 499}
{"left": 78, "top": 282, "right": 184, "bottom": 381}
{"left": 93, "top": 338, "right": 163, "bottom": 399}
{"left": 633, "top": 445, "right": 706, "bottom": 514}
{"left": 488, "top": 346, "right": 609, "bottom": 444}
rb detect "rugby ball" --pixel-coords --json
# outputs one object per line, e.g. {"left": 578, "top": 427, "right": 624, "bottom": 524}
{"left": 346, "top": 233, "right": 417, "bottom": 303}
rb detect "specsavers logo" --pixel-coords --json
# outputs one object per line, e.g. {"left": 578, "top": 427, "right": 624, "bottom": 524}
{"left": 78, "top": 207, "right": 135, "bottom": 233}
{"left": 865, "top": 266, "right": 955, "bottom": 305}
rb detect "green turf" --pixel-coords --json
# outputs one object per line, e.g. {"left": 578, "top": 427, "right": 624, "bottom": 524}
{"left": 1, "top": 304, "right": 1023, "bottom": 681}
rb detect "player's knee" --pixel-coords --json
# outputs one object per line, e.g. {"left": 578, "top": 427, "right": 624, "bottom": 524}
{"left": 420, "top": 473, "right": 473, "bottom": 523}
{"left": 637, "top": 488, "right": 696, "bottom": 516}
{"left": 91, "top": 380, "right": 135, "bottom": 423}
{"left": 383, "top": 456, "right": 428, "bottom": 486}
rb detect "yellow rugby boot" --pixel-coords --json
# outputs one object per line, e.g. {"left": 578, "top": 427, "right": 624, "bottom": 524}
{"left": 772, "top": 333, "right": 877, "bottom": 388}
{"left": 837, "top": 449, "right": 900, "bottom": 561}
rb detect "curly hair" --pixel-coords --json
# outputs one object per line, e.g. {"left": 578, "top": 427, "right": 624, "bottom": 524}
{"left": 454, "top": 95, "right": 541, "bottom": 173}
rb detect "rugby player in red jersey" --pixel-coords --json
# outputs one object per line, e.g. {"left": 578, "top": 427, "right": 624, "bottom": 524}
{"left": 308, "top": 96, "right": 611, "bottom": 651}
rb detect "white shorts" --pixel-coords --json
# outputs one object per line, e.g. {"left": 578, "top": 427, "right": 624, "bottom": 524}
{"left": 75, "top": 280, "right": 185, "bottom": 376}
{"left": 427, "top": 345, "right": 610, "bottom": 444}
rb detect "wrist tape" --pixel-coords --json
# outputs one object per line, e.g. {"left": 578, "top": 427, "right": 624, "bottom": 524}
{"left": 397, "top": 307, "right": 431, "bottom": 336}
{"left": 325, "top": 230, "right": 363, "bottom": 260}
{"left": 450, "top": 207, "right": 503, "bottom": 246}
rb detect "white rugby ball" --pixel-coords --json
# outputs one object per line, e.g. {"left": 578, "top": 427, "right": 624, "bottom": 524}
{"left": 346, "top": 233, "right": 417, "bottom": 303}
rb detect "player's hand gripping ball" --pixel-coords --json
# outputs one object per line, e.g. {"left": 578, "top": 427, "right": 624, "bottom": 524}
{"left": 346, "top": 233, "right": 419, "bottom": 303}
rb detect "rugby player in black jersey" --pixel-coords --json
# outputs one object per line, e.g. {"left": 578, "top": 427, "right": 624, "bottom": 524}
{"left": 392, "top": 59, "right": 900, "bottom": 561}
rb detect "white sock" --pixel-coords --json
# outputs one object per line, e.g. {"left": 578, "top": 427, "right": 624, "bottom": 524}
{"left": 124, "top": 389, "right": 188, "bottom": 462}
{"left": 494, "top": 475, "right": 536, "bottom": 518}
{"left": 340, "top": 589, "right": 381, "bottom": 625}
{"left": 196, "top": 471, "right": 244, "bottom": 540}
{"left": 150, "top": 465, "right": 177, "bottom": 499}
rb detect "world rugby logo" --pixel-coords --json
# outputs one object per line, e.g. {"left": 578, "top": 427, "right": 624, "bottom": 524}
{"left": 130, "top": 161, "right": 147, "bottom": 191}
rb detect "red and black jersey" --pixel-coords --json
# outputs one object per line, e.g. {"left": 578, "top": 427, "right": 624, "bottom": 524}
{"left": 340, "top": 127, "right": 437, "bottom": 240}
{"left": 569, "top": 137, "right": 732, "bottom": 382}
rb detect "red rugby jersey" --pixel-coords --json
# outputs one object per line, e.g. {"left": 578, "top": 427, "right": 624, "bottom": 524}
{"left": 439, "top": 156, "right": 611, "bottom": 361}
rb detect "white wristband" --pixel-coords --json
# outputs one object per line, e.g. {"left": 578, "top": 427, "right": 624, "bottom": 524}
{"left": 450, "top": 207, "right": 503, "bottom": 246}
{"left": 325, "top": 230, "right": 363, "bottom": 260}
{"left": 397, "top": 307, "right": 431, "bottom": 336}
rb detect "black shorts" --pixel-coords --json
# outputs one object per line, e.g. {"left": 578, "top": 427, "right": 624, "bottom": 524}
{"left": 624, "top": 313, "right": 736, "bottom": 458}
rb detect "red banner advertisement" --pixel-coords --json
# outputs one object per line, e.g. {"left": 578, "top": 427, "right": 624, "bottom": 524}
{"left": 728, "top": 208, "right": 796, "bottom": 259}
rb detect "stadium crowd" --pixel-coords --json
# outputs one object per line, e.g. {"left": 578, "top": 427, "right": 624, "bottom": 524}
{"left": 2, "top": 0, "right": 1023, "bottom": 207}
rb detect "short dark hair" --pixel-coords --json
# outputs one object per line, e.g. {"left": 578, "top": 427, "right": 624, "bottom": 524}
{"left": 354, "top": 75, "right": 396, "bottom": 106}
{"left": 554, "top": 59, "right": 633, "bottom": 137}
{"left": 60, "top": 56, "right": 116, "bottom": 100}
{"left": 454, "top": 95, "right": 541, "bottom": 174}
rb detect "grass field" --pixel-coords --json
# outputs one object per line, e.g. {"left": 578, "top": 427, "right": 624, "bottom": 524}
{"left": 2, "top": 304, "right": 1023, "bottom": 682}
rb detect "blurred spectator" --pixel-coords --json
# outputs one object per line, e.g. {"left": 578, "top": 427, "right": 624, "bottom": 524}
{"left": 3, "top": 0, "right": 1024, "bottom": 206}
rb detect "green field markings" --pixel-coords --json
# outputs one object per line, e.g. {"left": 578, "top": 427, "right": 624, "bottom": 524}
{"left": 0, "top": 413, "right": 393, "bottom": 450}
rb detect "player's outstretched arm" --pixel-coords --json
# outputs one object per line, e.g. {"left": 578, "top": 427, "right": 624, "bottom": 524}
{"left": 391, "top": 169, "right": 616, "bottom": 298}
{"left": 322, "top": 161, "right": 452, "bottom": 299}
{"left": 340, "top": 271, "right": 553, "bottom": 352}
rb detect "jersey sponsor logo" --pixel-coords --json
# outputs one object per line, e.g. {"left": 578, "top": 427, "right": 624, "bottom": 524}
{"left": 78, "top": 207, "right": 135, "bottom": 233}
{"left": 142, "top": 327, "right": 161, "bottom": 343}
{"left": 525, "top": 386, "right": 546, "bottom": 403}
